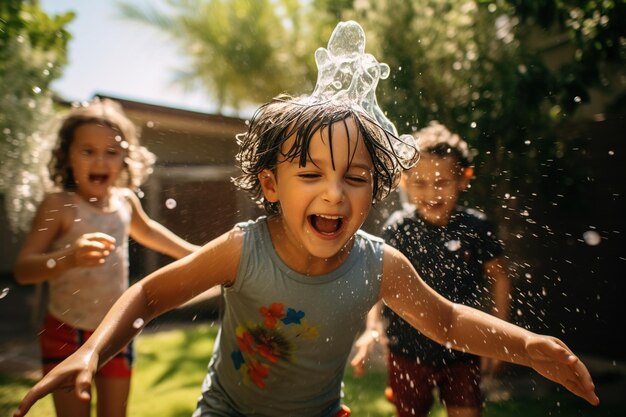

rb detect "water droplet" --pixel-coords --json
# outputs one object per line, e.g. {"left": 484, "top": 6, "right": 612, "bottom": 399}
{"left": 608, "top": 150, "right": 614, "bottom": 156}
{"left": 445, "top": 240, "right": 461, "bottom": 252}
{"left": 470, "top": 122, "right": 477, "bottom": 128}
{"left": 582, "top": 230, "right": 601, "bottom": 246}
{"left": 165, "top": 198, "right": 177, "bottom": 209}
{"left": 0, "top": 288, "right": 9, "bottom": 299}
{"left": 32, "top": 86, "right": 42, "bottom": 94}
{"left": 133, "top": 318, "right": 145, "bottom": 329}
{"left": 46, "top": 259, "right": 56, "bottom": 269}
{"left": 573, "top": 96, "right": 581, "bottom": 103}
{"left": 524, "top": 140, "right": 531, "bottom": 145}
{"left": 146, "top": 120, "right": 155, "bottom": 128}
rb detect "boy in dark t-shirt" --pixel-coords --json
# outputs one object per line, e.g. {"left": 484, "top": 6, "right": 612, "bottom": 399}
{"left": 352, "top": 121, "right": 511, "bottom": 417}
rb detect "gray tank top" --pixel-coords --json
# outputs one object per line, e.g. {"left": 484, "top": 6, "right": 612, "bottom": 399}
{"left": 196, "top": 216, "right": 384, "bottom": 417}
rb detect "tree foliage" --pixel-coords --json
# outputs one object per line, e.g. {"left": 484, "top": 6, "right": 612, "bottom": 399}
{"left": 118, "top": 0, "right": 624, "bottom": 219}
{"left": 119, "top": 0, "right": 326, "bottom": 112}
{"left": 0, "top": 0, "right": 73, "bottom": 233}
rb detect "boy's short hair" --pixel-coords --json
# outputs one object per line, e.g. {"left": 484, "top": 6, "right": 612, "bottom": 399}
{"left": 233, "top": 95, "right": 419, "bottom": 214}
{"left": 413, "top": 121, "right": 473, "bottom": 169}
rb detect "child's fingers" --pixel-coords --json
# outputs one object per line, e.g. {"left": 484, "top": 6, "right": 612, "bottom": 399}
{"left": 562, "top": 374, "right": 600, "bottom": 405}
{"left": 85, "top": 232, "right": 116, "bottom": 248}
{"left": 13, "top": 374, "right": 66, "bottom": 417}
{"left": 350, "top": 343, "right": 370, "bottom": 377}
{"left": 568, "top": 358, "right": 600, "bottom": 405}
{"left": 536, "top": 340, "right": 599, "bottom": 405}
{"left": 74, "top": 368, "right": 94, "bottom": 401}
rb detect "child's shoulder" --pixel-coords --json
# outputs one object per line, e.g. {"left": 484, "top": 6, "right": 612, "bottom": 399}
{"left": 459, "top": 206, "right": 488, "bottom": 221}
{"left": 35, "top": 192, "right": 78, "bottom": 229}
{"left": 40, "top": 191, "right": 76, "bottom": 209}
{"left": 455, "top": 206, "right": 494, "bottom": 229}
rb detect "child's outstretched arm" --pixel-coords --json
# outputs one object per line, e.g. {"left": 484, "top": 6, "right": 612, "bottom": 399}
{"left": 380, "top": 244, "right": 599, "bottom": 406}
{"left": 13, "top": 227, "right": 243, "bottom": 417}
{"left": 127, "top": 191, "right": 200, "bottom": 259}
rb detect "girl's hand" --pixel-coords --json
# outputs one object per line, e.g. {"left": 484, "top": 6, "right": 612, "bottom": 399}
{"left": 13, "top": 349, "right": 99, "bottom": 417}
{"left": 526, "top": 335, "right": 600, "bottom": 406}
{"left": 71, "top": 233, "right": 116, "bottom": 267}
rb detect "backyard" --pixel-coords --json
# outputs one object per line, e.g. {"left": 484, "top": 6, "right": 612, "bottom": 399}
{"left": 1, "top": 323, "right": 624, "bottom": 417}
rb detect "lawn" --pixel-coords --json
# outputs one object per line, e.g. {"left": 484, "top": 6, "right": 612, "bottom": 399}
{"left": 1, "top": 324, "right": 624, "bottom": 416}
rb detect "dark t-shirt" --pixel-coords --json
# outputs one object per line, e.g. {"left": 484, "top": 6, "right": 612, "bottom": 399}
{"left": 382, "top": 204, "right": 503, "bottom": 366}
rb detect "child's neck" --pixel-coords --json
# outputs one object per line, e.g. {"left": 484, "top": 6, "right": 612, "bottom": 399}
{"left": 266, "top": 216, "right": 353, "bottom": 276}
{"left": 75, "top": 189, "right": 114, "bottom": 210}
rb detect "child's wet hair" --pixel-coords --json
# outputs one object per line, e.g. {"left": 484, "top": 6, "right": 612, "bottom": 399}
{"left": 412, "top": 121, "right": 474, "bottom": 170}
{"left": 233, "top": 95, "right": 419, "bottom": 214}
{"left": 49, "top": 98, "right": 155, "bottom": 191}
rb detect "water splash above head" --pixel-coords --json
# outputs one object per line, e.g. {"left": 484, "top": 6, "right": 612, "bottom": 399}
{"left": 310, "top": 21, "right": 391, "bottom": 131}
{"left": 306, "top": 21, "right": 418, "bottom": 158}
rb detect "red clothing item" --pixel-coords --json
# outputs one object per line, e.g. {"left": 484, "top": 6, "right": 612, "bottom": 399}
{"left": 40, "top": 314, "right": 133, "bottom": 378}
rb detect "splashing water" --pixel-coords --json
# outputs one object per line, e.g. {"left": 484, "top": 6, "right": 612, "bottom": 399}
{"left": 165, "top": 198, "right": 177, "bottom": 209}
{"left": 306, "top": 21, "right": 418, "bottom": 160}
{"left": 582, "top": 230, "right": 601, "bottom": 246}
{"left": 0, "top": 288, "right": 9, "bottom": 300}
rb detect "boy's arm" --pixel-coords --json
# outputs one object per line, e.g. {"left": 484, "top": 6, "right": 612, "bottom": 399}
{"left": 485, "top": 256, "right": 511, "bottom": 322}
{"left": 13, "top": 227, "right": 243, "bottom": 417}
{"left": 127, "top": 191, "right": 200, "bottom": 259}
{"left": 350, "top": 301, "right": 387, "bottom": 376}
{"left": 380, "top": 244, "right": 599, "bottom": 406}
{"left": 482, "top": 256, "right": 511, "bottom": 374}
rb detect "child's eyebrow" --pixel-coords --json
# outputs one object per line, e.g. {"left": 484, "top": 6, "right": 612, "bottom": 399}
{"left": 349, "top": 162, "right": 374, "bottom": 171}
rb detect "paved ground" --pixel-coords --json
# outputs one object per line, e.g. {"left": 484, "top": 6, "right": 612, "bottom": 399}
{"left": 2, "top": 276, "right": 625, "bottom": 408}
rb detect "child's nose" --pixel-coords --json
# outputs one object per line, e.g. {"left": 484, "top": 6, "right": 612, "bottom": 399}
{"left": 423, "top": 186, "right": 443, "bottom": 200}
{"left": 323, "top": 181, "right": 344, "bottom": 203}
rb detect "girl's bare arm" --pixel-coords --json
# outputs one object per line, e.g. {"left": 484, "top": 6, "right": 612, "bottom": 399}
{"left": 127, "top": 191, "right": 200, "bottom": 259}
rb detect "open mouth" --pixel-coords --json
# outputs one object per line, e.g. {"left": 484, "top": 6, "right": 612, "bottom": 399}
{"left": 425, "top": 201, "right": 444, "bottom": 210}
{"left": 89, "top": 174, "right": 109, "bottom": 184}
{"left": 309, "top": 214, "right": 344, "bottom": 235}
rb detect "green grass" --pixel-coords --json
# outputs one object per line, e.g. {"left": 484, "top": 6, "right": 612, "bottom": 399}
{"left": 1, "top": 324, "right": 624, "bottom": 416}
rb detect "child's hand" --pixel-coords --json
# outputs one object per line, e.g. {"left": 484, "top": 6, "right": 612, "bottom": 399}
{"left": 350, "top": 328, "right": 388, "bottom": 377}
{"left": 71, "top": 233, "right": 116, "bottom": 267}
{"left": 526, "top": 335, "right": 600, "bottom": 406}
{"left": 13, "top": 349, "right": 99, "bottom": 417}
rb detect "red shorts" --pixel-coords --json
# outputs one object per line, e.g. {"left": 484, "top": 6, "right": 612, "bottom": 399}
{"left": 387, "top": 351, "right": 483, "bottom": 417}
{"left": 40, "top": 314, "right": 133, "bottom": 378}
